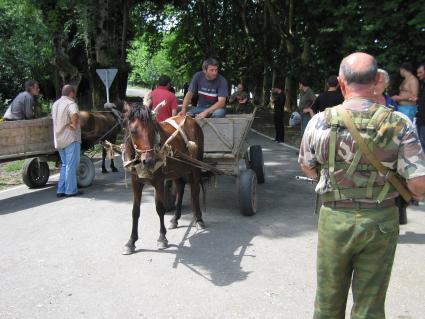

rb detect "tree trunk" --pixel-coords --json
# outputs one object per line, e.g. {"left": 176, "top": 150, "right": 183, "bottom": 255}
{"left": 80, "top": 0, "right": 131, "bottom": 109}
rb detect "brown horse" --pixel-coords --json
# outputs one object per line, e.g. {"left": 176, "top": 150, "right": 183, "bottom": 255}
{"left": 122, "top": 105, "right": 205, "bottom": 254}
{"left": 80, "top": 107, "right": 123, "bottom": 173}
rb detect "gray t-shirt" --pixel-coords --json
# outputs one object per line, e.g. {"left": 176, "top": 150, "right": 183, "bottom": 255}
{"left": 51, "top": 96, "right": 81, "bottom": 149}
{"left": 3, "top": 91, "right": 34, "bottom": 120}
{"left": 188, "top": 71, "right": 228, "bottom": 107}
{"left": 299, "top": 87, "right": 316, "bottom": 111}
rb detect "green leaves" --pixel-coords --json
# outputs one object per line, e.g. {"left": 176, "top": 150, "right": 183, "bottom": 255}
{"left": 0, "top": 0, "right": 52, "bottom": 102}
{"left": 127, "top": 33, "right": 188, "bottom": 88}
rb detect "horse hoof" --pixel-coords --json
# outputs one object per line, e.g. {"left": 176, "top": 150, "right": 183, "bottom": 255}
{"left": 122, "top": 245, "right": 135, "bottom": 255}
{"left": 111, "top": 168, "right": 118, "bottom": 172}
{"left": 197, "top": 221, "right": 206, "bottom": 229}
{"left": 168, "top": 222, "right": 178, "bottom": 229}
{"left": 102, "top": 170, "right": 109, "bottom": 174}
{"left": 157, "top": 240, "right": 168, "bottom": 250}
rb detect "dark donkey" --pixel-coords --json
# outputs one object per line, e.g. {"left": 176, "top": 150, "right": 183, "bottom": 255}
{"left": 122, "top": 105, "right": 205, "bottom": 254}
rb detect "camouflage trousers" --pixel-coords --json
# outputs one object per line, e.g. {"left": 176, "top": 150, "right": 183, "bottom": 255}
{"left": 314, "top": 205, "right": 399, "bottom": 319}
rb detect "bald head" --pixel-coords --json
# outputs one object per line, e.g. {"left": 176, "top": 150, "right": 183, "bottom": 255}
{"left": 339, "top": 52, "right": 378, "bottom": 86}
{"left": 62, "top": 84, "right": 76, "bottom": 97}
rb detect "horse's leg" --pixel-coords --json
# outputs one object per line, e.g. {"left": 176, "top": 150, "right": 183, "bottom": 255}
{"left": 169, "top": 178, "right": 186, "bottom": 229}
{"left": 154, "top": 179, "right": 168, "bottom": 249}
{"left": 110, "top": 158, "right": 118, "bottom": 172}
{"left": 122, "top": 176, "right": 144, "bottom": 255}
{"left": 190, "top": 170, "right": 205, "bottom": 229}
{"left": 101, "top": 147, "right": 108, "bottom": 173}
{"left": 110, "top": 136, "right": 118, "bottom": 172}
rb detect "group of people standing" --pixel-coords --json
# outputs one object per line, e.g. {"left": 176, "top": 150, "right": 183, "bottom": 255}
{"left": 294, "top": 61, "right": 425, "bottom": 145}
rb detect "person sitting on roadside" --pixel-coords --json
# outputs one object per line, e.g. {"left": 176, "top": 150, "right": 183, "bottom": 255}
{"left": 229, "top": 83, "right": 249, "bottom": 104}
{"left": 228, "top": 83, "right": 254, "bottom": 114}
{"left": 179, "top": 58, "right": 228, "bottom": 119}
{"left": 3, "top": 80, "right": 40, "bottom": 121}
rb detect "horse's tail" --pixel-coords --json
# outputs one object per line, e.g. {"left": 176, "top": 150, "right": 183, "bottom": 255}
{"left": 200, "top": 170, "right": 214, "bottom": 213}
{"left": 200, "top": 175, "right": 207, "bottom": 213}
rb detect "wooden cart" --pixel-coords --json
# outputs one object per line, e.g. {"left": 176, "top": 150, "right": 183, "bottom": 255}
{"left": 197, "top": 112, "right": 265, "bottom": 216}
{"left": 0, "top": 118, "right": 95, "bottom": 188}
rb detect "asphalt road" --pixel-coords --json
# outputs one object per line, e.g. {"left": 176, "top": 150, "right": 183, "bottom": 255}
{"left": 1, "top": 132, "right": 424, "bottom": 319}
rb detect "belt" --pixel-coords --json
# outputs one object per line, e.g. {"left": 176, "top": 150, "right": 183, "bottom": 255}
{"left": 323, "top": 199, "right": 395, "bottom": 209}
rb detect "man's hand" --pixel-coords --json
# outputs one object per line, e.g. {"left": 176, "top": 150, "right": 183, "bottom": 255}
{"left": 195, "top": 110, "right": 210, "bottom": 119}
{"left": 300, "top": 163, "right": 318, "bottom": 181}
{"left": 178, "top": 110, "right": 187, "bottom": 116}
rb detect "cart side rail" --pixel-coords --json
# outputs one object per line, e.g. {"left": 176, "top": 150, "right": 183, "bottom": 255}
{"left": 196, "top": 111, "right": 255, "bottom": 155}
{"left": 0, "top": 117, "right": 55, "bottom": 159}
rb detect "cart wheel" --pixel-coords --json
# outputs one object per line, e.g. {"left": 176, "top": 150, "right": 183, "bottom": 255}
{"left": 77, "top": 155, "right": 95, "bottom": 188}
{"left": 164, "top": 180, "right": 177, "bottom": 212}
{"left": 249, "top": 145, "right": 265, "bottom": 184}
{"left": 239, "top": 169, "right": 257, "bottom": 216}
{"left": 22, "top": 157, "right": 50, "bottom": 188}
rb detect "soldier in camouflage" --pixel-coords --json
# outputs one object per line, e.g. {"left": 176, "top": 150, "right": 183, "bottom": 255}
{"left": 298, "top": 52, "right": 425, "bottom": 319}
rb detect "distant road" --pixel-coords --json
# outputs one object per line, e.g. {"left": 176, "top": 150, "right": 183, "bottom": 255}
{"left": 126, "top": 87, "right": 149, "bottom": 97}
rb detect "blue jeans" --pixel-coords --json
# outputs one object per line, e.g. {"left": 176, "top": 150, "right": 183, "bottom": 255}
{"left": 301, "top": 113, "right": 311, "bottom": 133}
{"left": 417, "top": 123, "right": 425, "bottom": 151}
{"left": 398, "top": 105, "right": 417, "bottom": 122}
{"left": 58, "top": 141, "right": 81, "bottom": 195}
{"left": 188, "top": 104, "right": 226, "bottom": 118}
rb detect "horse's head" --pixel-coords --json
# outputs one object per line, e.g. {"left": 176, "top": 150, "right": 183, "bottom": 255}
{"left": 127, "top": 106, "right": 159, "bottom": 169}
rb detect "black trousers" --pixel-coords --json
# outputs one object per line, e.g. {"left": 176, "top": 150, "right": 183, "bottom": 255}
{"left": 274, "top": 108, "right": 284, "bottom": 142}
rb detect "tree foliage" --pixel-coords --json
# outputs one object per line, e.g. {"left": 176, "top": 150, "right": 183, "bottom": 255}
{"left": 128, "top": 33, "right": 187, "bottom": 89}
{"left": 1, "top": 0, "right": 424, "bottom": 111}
{"left": 0, "top": 0, "right": 52, "bottom": 110}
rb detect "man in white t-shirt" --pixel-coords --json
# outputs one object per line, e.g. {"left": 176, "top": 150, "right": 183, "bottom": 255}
{"left": 51, "top": 85, "right": 82, "bottom": 197}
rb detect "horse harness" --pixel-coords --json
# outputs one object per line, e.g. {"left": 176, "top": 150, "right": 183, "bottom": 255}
{"left": 124, "top": 116, "right": 200, "bottom": 179}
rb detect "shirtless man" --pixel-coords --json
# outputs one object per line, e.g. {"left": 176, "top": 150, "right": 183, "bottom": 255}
{"left": 392, "top": 62, "right": 419, "bottom": 121}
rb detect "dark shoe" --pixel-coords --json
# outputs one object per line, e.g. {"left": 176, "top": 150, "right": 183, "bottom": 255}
{"left": 65, "top": 191, "right": 84, "bottom": 197}
{"left": 56, "top": 193, "right": 65, "bottom": 198}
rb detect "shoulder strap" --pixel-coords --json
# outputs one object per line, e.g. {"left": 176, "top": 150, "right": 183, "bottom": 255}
{"left": 336, "top": 105, "right": 412, "bottom": 202}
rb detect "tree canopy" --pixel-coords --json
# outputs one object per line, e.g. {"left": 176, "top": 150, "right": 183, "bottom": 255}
{"left": 1, "top": 0, "right": 424, "bottom": 111}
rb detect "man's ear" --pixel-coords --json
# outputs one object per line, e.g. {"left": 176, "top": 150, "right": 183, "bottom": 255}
{"left": 338, "top": 76, "right": 347, "bottom": 97}
{"left": 374, "top": 73, "right": 381, "bottom": 86}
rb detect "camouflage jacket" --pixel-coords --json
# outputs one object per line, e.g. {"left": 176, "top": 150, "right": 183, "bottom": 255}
{"left": 298, "top": 97, "right": 425, "bottom": 201}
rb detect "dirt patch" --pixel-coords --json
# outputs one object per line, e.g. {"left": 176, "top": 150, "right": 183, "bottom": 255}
{"left": 0, "top": 163, "right": 24, "bottom": 190}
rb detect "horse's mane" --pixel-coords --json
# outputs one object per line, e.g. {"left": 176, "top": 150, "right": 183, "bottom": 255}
{"left": 128, "top": 106, "right": 154, "bottom": 125}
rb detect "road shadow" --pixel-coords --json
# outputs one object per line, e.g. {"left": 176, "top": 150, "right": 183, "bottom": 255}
{"left": 0, "top": 183, "right": 60, "bottom": 215}
{"left": 169, "top": 221, "right": 255, "bottom": 286}
{"left": 398, "top": 231, "right": 425, "bottom": 244}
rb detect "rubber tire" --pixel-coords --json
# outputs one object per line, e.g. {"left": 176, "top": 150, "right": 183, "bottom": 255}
{"left": 249, "top": 145, "right": 265, "bottom": 184}
{"left": 22, "top": 158, "right": 50, "bottom": 188}
{"left": 239, "top": 169, "right": 257, "bottom": 216}
{"left": 77, "top": 155, "right": 95, "bottom": 188}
